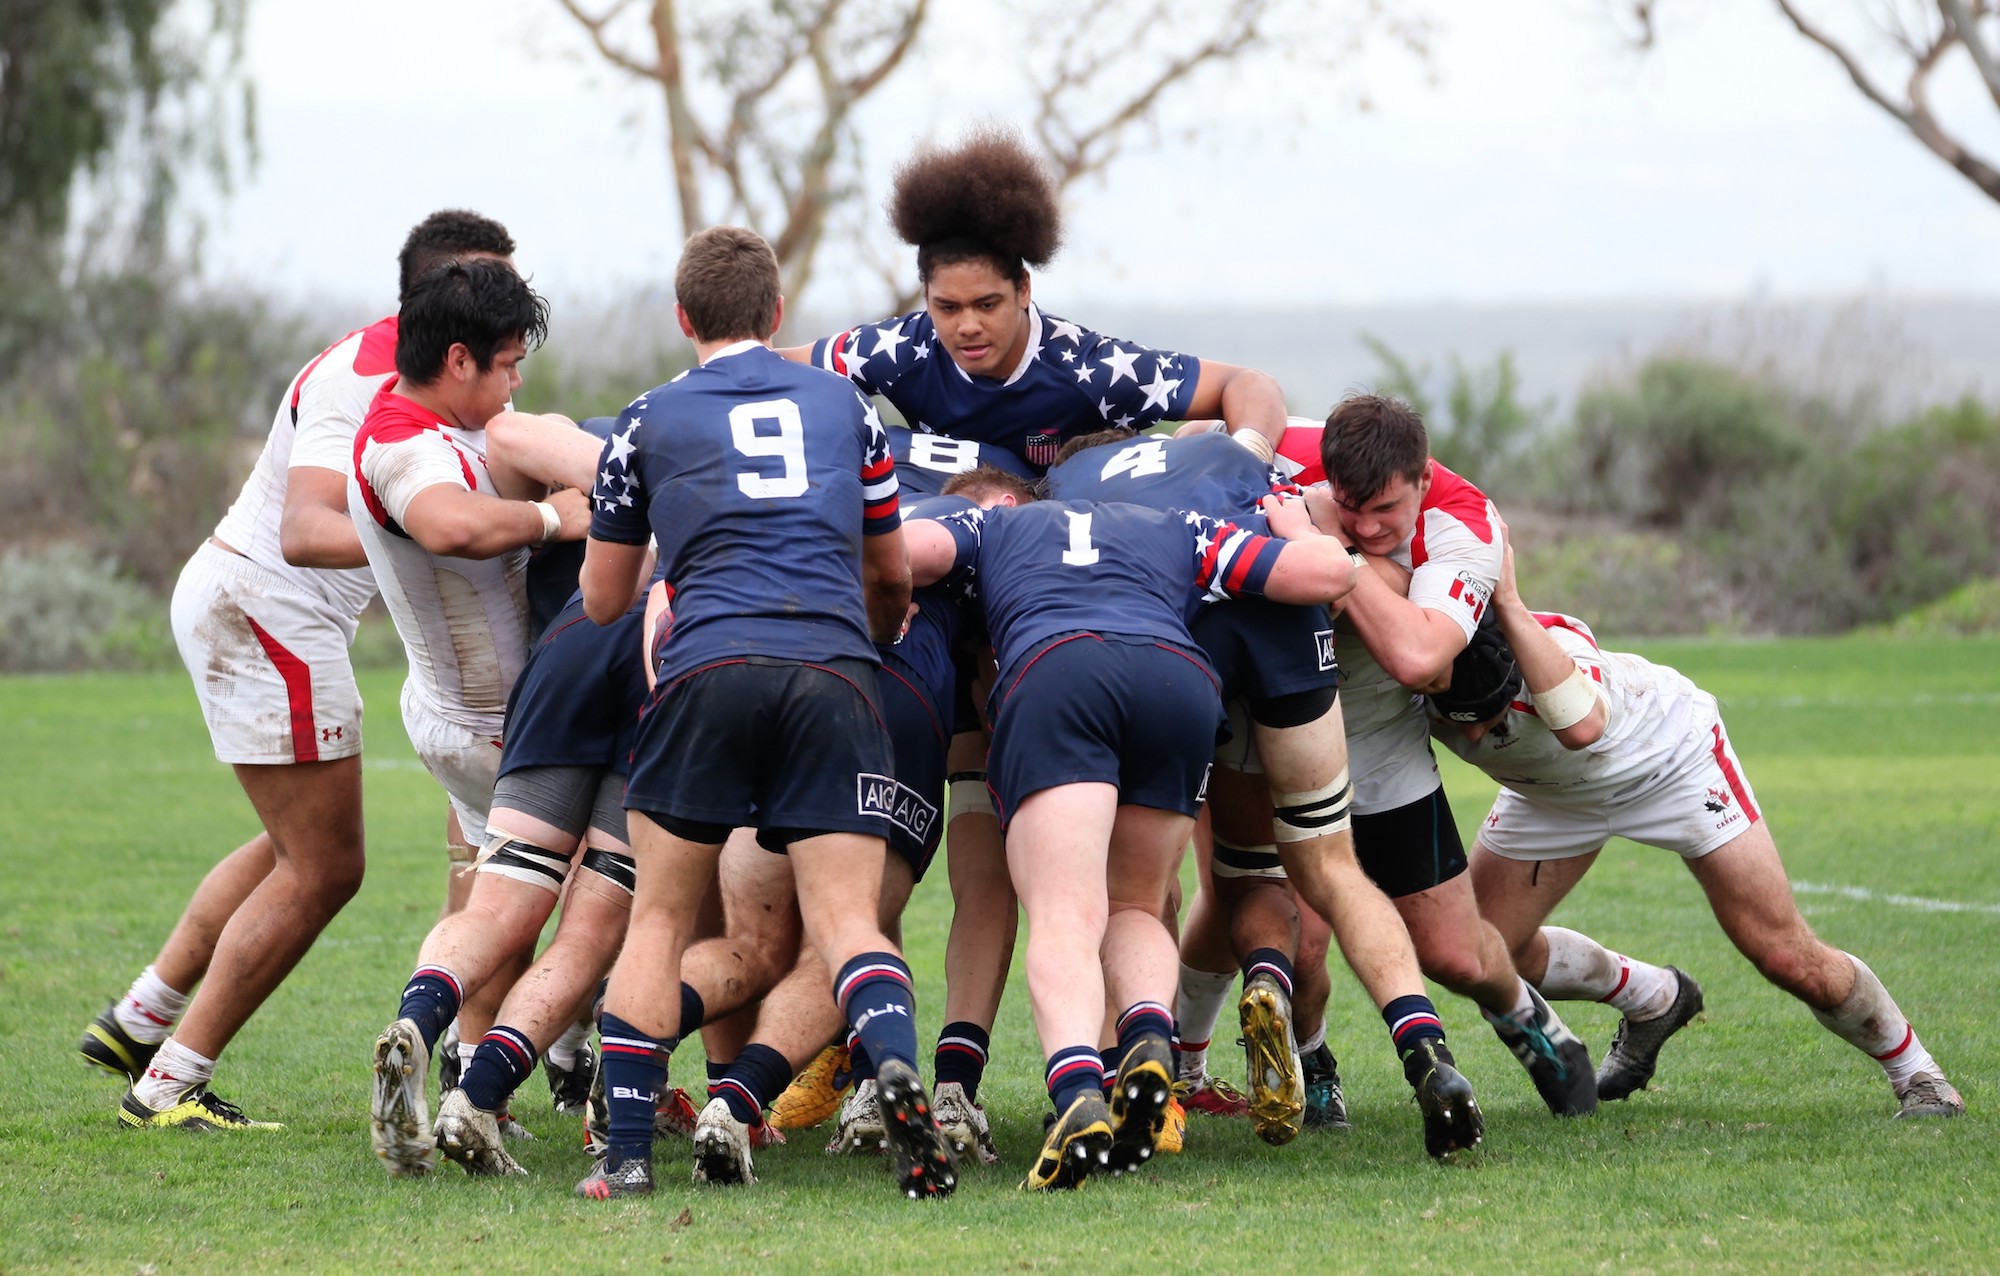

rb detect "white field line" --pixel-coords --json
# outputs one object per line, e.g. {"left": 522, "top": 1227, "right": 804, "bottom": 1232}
{"left": 1724, "top": 691, "right": 2000, "bottom": 709}
{"left": 1792, "top": 880, "right": 2000, "bottom": 916}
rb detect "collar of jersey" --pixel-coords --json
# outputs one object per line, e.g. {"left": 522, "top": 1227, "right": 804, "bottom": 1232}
{"left": 949, "top": 304, "right": 1043, "bottom": 390}
{"left": 700, "top": 339, "right": 765, "bottom": 365}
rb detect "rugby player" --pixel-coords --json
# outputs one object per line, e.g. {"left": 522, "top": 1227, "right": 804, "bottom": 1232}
{"left": 83, "top": 211, "right": 517, "bottom": 1131}
{"left": 573, "top": 226, "right": 956, "bottom": 1201}
{"left": 1425, "top": 534, "right": 1964, "bottom": 1120}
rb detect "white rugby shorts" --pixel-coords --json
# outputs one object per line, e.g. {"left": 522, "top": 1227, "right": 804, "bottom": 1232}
{"left": 1476, "top": 718, "right": 1762, "bottom": 862}
{"left": 400, "top": 677, "right": 503, "bottom": 848}
{"left": 171, "top": 542, "right": 363, "bottom": 765}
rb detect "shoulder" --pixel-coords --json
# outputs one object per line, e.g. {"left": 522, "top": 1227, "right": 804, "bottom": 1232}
{"left": 1421, "top": 462, "right": 1498, "bottom": 541}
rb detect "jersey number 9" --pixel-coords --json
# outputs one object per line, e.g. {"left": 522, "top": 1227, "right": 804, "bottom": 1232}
{"left": 730, "top": 399, "right": 808, "bottom": 499}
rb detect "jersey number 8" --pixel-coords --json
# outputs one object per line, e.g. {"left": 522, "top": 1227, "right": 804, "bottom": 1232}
{"left": 730, "top": 399, "right": 808, "bottom": 499}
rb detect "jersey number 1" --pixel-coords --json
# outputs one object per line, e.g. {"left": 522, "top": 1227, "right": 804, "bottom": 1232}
{"left": 1061, "top": 509, "right": 1100, "bottom": 566}
{"left": 731, "top": 399, "right": 807, "bottom": 499}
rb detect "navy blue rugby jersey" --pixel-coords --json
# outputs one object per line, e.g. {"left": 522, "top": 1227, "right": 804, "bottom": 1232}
{"left": 810, "top": 306, "right": 1199, "bottom": 470}
{"left": 1044, "top": 431, "right": 1281, "bottom": 519}
{"left": 886, "top": 425, "right": 1038, "bottom": 497}
{"left": 590, "top": 342, "right": 900, "bottom": 684}
{"left": 878, "top": 493, "right": 977, "bottom": 731}
{"left": 929, "top": 499, "right": 1285, "bottom": 681}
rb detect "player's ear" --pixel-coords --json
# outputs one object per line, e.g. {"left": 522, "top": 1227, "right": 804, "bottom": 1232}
{"left": 674, "top": 304, "right": 697, "bottom": 341}
{"left": 1017, "top": 270, "right": 1032, "bottom": 310}
{"left": 769, "top": 295, "right": 785, "bottom": 340}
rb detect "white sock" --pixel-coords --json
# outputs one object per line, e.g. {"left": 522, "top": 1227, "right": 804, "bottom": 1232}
{"left": 547, "top": 1019, "right": 590, "bottom": 1071}
{"left": 1486, "top": 977, "right": 1538, "bottom": 1029}
{"left": 114, "top": 965, "right": 189, "bottom": 1044}
{"left": 1810, "top": 953, "right": 1939, "bottom": 1088}
{"left": 1297, "top": 1022, "right": 1326, "bottom": 1056}
{"left": 1538, "top": 927, "right": 1677, "bottom": 1020}
{"left": 458, "top": 1040, "right": 479, "bottom": 1070}
{"left": 132, "top": 1037, "right": 216, "bottom": 1109}
{"left": 1174, "top": 964, "right": 1236, "bottom": 1077}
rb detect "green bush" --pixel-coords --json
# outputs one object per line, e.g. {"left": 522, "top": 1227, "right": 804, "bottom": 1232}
{"left": 1512, "top": 522, "right": 1742, "bottom": 639}
{"left": 1875, "top": 577, "right": 2000, "bottom": 638}
{"left": 0, "top": 543, "right": 175, "bottom": 672}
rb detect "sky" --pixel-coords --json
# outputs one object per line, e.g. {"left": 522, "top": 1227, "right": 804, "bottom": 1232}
{"left": 190, "top": 0, "right": 2000, "bottom": 319}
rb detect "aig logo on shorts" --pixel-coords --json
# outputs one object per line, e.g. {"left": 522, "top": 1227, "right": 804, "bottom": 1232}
{"left": 857, "top": 773, "right": 938, "bottom": 843}
{"left": 1314, "top": 629, "right": 1338, "bottom": 673}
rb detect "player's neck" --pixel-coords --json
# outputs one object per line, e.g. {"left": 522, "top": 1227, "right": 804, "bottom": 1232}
{"left": 694, "top": 335, "right": 768, "bottom": 364}
{"left": 392, "top": 381, "right": 479, "bottom": 432}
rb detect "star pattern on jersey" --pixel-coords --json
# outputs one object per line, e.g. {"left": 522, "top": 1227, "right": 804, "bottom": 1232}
{"left": 869, "top": 323, "right": 909, "bottom": 364}
{"left": 1046, "top": 317, "right": 1084, "bottom": 345}
{"left": 596, "top": 423, "right": 642, "bottom": 512}
{"left": 1073, "top": 359, "right": 1095, "bottom": 385}
{"left": 914, "top": 339, "right": 932, "bottom": 360}
{"left": 1099, "top": 344, "right": 1141, "bottom": 386}
{"left": 1139, "top": 358, "right": 1184, "bottom": 413}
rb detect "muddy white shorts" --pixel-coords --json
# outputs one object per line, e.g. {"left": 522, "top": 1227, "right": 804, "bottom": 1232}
{"left": 1477, "top": 721, "right": 1762, "bottom": 862}
{"left": 171, "top": 542, "right": 363, "bottom": 765}
{"left": 400, "top": 678, "right": 503, "bottom": 848}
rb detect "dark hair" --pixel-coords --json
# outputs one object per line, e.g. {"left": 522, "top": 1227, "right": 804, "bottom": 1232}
{"left": 397, "top": 209, "right": 516, "bottom": 304}
{"left": 1320, "top": 394, "right": 1430, "bottom": 504}
{"left": 942, "top": 464, "right": 1038, "bottom": 506}
{"left": 1428, "top": 612, "right": 1523, "bottom": 725}
{"left": 1050, "top": 425, "right": 1138, "bottom": 469}
{"left": 889, "top": 126, "right": 1061, "bottom": 287}
{"left": 394, "top": 257, "right": 549, "bottom": 384}
{"left": 674, "top": 226, "right": 780, "bottom": 343}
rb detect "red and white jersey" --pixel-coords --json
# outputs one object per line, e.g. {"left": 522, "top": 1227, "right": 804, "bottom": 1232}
{"left": 1273, "top": 417, "right": 1326, "bottom": 487}
{"left": 350, "top": 386, "right": 529, "bottom": 733}
{"left": 209, "top": 317, "right": 397, "bottom": 631}
{"left": 1432, "top": 614, "right": 1724, "bottom": 810}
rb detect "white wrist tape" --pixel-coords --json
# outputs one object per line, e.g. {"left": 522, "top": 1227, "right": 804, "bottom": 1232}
{"left": 1536, "top": 667, "right": 1603, "bottom": 731}
{"left": 531, "top": 500, "right": 562, "bottom": 546}
{"left": 1229, "top": 428, "right": 1276, "bottom": 464}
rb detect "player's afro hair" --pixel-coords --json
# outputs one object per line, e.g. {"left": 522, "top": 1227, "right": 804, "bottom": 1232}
{"left": 889, "top": 126, "right": 1061, "bottom": 285}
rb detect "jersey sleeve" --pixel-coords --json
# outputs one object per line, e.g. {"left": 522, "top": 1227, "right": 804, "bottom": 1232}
{"left": 929, "top": 507, "right": 986, "bottom": 592}
{"left": 1073, "top": 326, "right": 1199, "bottom": 428}
{"left": 1407, "top": 502, "right": 1503, "bottom": 644}
{"left": 858, "top": 396, "right": 902, "bottom": 536}
{"left": 588, "top": 417, "right": 651, "bottom": 545}
{"left": 290, "top": 373, "right": 376, "bottom": 474}
{"left": 1183, "top": 509, "right": 1286, "bottom": 602}
{"left": 810, "top": 312, "right": 925, "bottom": 396}
{"left": 357, "top": 430, "right": 476, "bottom": 528}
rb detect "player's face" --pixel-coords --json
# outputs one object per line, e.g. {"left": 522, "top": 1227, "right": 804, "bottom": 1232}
{"left": 461, "top": 335, "right": 527, "bottom": 428}
{"left": 1329, "top": 465, "right": 1429, "bottom": 556}
{"left": 925, "top": 261, "right": 1031, "bottom": 379}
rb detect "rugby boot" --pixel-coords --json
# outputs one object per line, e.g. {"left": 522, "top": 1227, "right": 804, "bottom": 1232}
{"left": 653, "top": 1086, "right": 701, "bottom": 1142}
{"left": 1894, "top": 1071, "right": 1965, "bottom": 1119}
{"left": 1596, "top": 968, "right": 1704, "bottom": 1102}
{"left": 1403, "top": 1039, "right": 1482, "bottom": 1160}
{"left": 827, "top": 1078, "right": 885, "bottom": 1154}
{"left": 1157, "top": 1093, "right": 1187, "bottom": 1155}
{"left": 1105, "top": 1033, "right": 1174, "bottom": 1176}
{"left": 434, "top": 1088, "right": 527, "bottom": 1176}
{"left": 769, "top": 1042, "right": 851, "bottom": 1130}
{"left": 119, "top": 1083, "right": 281, "bottom": 1131}
{"left": 1490, "top": 986, "right": 1596, "bottom": 1116}
{"left": 876, "top": 1057, "right": 959, "bottom": 1199}
{"left": 582, "top": 1064, "right": 609, "bottom": 1158}
{"left": 1238, "top": 972, "right": 1306, "bottom": 1145}
{"left": 932, "top": 1081, "right": 1000, "bottom": 1165}
{"left": 1302, "top": 1043, "right": 1351, "bottom": 1129}
{"left": 370, "top": 1018, "right": 436, "bottom": 1177}
{"left": 691, "top": 1097, "right": 757, "bottom": 1186}
{"left": 1178, "top": 1069, "right": 1250, "bottom": 1117}
{"left": 545, "top": 1038, "right": 597, "bottom": 1114}
{"left": 80, "top": 1004, "right": 160, "bottom": 1084}
{"left": 1021, "top": 1092, "right": 1113, "bottom": 1191}
{"left": 575, "top": 1154, "right": 655, "bottom": 1200}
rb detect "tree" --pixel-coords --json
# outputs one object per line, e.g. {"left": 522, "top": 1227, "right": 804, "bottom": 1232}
{"left": 1620, "top": 1, "right": 2000, "bottom": 206}
{"left": 551, "top": 0, "right": 1425, "bottom": 308}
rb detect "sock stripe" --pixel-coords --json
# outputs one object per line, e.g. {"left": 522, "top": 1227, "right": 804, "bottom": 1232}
{"left": 835, "top": 960, "right": 912, "bottom": 1008}
{"left": 1116, "top": 1001, "right": 1173, "bottom": 1034}
{"left": 483, "top": 1026, "right": 535, "bottom": 1064}
{"left": 1245, "top": 960, "right": 1293, "bottom": 996}
{"left": 411, "top": 965, "right": 462, "bottom": 1000}
{"left": 601, "top": 1035, "right": 664, "bottom": 1057}
{"left": 936, "top": 1039, "right": 987, "bottom": 1061}
{"left": 1046, "top": 1053, "right": 1104, "bottom": 1088}
{"left": 710, "top": 1077, "right": 767, "bottom": 1124}
{"left": 1598, "top": 958, "right": 1632, "bottom": 1003}
{"left": 1871, "top": 1025, "right": 1915, "bottom": 1062}
{"left": 128, "top": 999, "right": 174, "bottom": 1027}
{"left": 1389, "top": 1011, "right": 1443, "bottom": 1040}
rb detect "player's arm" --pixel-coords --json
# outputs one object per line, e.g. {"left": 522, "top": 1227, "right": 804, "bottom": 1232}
{"left": 1182, "top": 359, "right": 1287, "bottom": 447}
{"left": 280, "top": 466, "right": 368, "bottom": 568}
{"left": 1297, "top": 484, "right": 1473, "bottom": 687}
{"left": 1255, "top": 493, "right": 1360, "bottom": 606}
{"left": 862, "top": 524, "right": 914, "bottom": 644}
{"left": 1489, "top": 534, "right": 1607, "bottom": 749}
{"left": 774, "top": 344, "right": 814, "bottom": 365}
{"left": 400, "top": 484, "right": 590, "bottom": 559}
{"left": 484, "top": 410, "right": 597, "bottom": 499}
{"left": 904, "top": 517, "right": 965, "bottom": 589}
{"left": 581, "top": 536, "right": 649, "bottom": 626}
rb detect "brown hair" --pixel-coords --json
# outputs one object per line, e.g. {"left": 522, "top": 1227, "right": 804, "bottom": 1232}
{"left": 675, "top": 226, "right": 780, "bottom": 342}
{"left": 1320, "top": 394, "right": 1430, "bottom": 503}
{"left": 942, "top": 465, "right": 1038, "bottom": 507}
{"left": 1050, "top": 426, "right": 1138, "bottom": 469}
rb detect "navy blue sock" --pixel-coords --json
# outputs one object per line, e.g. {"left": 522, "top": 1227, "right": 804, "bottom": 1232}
{"left": 1383, "top": 994, "right": 1447, "bottom": 1085}
{"left": 706, "top": 1058, "right": 730, "bottom": 1086}
{"left": 710, "top": 1044, "right": 791, "bottom": 1126}
{"left": 847, "top": 1032, "right": 876, "bottom": 1083}
{"left": 1099, "top": 1042, "right": 1127, "bottom": 1097}
{"left": 598, "top": 1011, "right": 670, "bottom": 1165}
{"left": 1045, "top": 1046, "right": 1105, "bottom": 1113}
{"left": 1243, "top": 948, "right": 1296, "bottom": 998}
{"left": 460, "top": 1025, "right": 537, "bottom": 1112}
{"left": 1115, "top": 1001, "right": 1175, "bottom": 1051}
{"left": 933, "top": 1022, "right": 990, "bottom": 1102}
{"left": 677, "top": 982, "right": 706, "bottom": 1040}
{"left": 396, "top": 966, "right": 462, "bottom": 1052}
{"left": 834, "top": 952, "right": 918, "bottom": 1072}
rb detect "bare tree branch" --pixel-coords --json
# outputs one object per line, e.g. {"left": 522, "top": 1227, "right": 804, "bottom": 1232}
{"left": 1939, "top": 0, "right": 2000, "bottom": 106}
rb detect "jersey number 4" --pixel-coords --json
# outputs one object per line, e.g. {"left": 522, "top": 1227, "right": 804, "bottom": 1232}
{"left": 731, "top": 399, "right": 808, "bottom": 499}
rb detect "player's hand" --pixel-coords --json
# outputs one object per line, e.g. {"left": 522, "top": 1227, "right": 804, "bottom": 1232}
{"left": 1258, "top": 492, "right": 1316, "bottom": 541}
{"left": 549, "top": 486, "right": 593, "bottom": 541}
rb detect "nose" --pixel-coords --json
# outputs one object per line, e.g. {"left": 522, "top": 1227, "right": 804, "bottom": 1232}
{"left": 1462, "top": 721, "right": 1489, "bottom": 744}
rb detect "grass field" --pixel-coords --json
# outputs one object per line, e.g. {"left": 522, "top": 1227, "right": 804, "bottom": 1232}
{"left": 2, "top": 636, "right": 1996, "bottom": 1273}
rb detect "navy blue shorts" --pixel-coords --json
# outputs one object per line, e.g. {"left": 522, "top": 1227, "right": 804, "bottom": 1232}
{"left": 1353, "top": 786, "right": 1468, "bottom": 899}
{"left": 625, "top": 656, "right": 896, "bottom": 853}
{"left": 1190, "top": 597, "right": 1340, "bottom": 728}
{"left": 499, "top": 598, "right": 647, "bottom": 777}
{"left": 987, "top": 633, "right": 1223, "bottom": 829}
{"left": 875, "top": 652, "right": 949, "bottom": 882}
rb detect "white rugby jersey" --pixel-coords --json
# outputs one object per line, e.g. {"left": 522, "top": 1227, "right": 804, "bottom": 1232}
{"left": 1432, "top": 614, "right": 1719, "bottom": 809}
{"left": 210, "top": 318, "right": 397, "bottom": 631}
{"left": 350, "top": 385, "right": 528, "bottom": 732}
